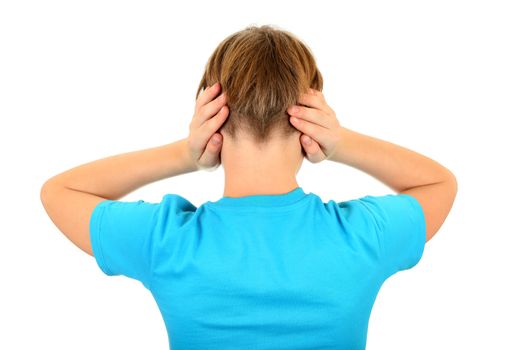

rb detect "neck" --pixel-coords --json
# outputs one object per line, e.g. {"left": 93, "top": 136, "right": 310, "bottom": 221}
{"left": 220, "top": 132, "right": 303, "bottom": 198}
{"left": 223, "top": 171, "right": 300, "bottom": 198}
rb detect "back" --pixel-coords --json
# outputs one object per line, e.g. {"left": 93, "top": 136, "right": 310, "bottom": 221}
{"left": 90, "top": 187, "right": 426, "bottom": 350}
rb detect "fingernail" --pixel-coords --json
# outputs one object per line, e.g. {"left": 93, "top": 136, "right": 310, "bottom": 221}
{"left": 290, "top": 106, "right": 298, "bottom": 113}
{"left": 304, "top": 136, "right": 311, "bottom": 145}
{"left": 212, "top": 135, "right": 221, "bottom": 145}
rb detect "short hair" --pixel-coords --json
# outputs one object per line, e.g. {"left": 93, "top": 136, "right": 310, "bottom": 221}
{"left": 195, "top": 24, "right": 323, "bottom": 144}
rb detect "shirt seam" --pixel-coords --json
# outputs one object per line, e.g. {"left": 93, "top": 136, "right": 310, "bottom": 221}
{"left": 399, "top": 193, "right": 427, "bottom": 266}
{"left": 145, "top": 207, "right": 163, "bottom": 291}
{"left": 354, "top": 198, "right": 387, "bottom": 275}
{"left": 95, "top": 201, "right": 113, "bottom": 276}
{"left": 149, "top": 203, "right": 205, "bottom": 293}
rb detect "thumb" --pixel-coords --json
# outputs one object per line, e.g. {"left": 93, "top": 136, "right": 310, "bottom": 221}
{"left": 198, "top": 133, "right": 223, "bottom": 170}
{"left": 301, "top": 134, "right": 326, "bottom": 163}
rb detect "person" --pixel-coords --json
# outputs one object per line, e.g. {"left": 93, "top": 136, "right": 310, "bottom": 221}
{"left": 40, "top": 24, "right": 457, "bottom": 350}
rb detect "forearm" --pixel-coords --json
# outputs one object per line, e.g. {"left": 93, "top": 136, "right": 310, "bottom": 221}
{"left": 44, "top": 138, "right": 198, "bottom": 200}
{"left": 331, "top": 127, "right": 454, "bottom": 192}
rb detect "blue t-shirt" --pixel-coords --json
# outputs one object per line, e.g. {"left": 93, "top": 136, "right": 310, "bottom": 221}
{"left": 90, "top": 186, "right": 426, "bottom": 349}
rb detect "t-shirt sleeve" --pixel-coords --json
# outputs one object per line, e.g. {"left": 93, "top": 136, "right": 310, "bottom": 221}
{"left": 358, "top": 193, "right": 427, "bottom": 277}
{"left": 89, "top": 199, "right": 160, "bottom": 288}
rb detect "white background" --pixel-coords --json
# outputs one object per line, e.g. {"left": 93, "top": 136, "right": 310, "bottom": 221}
{"left": 1, "top": 0, "right": 524, "bottom": 349}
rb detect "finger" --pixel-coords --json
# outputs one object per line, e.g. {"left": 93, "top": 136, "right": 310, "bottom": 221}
{"left": 296, "top": 89, "right": 327, "bottom": 111}
{"left": 289, "top": 115, "right": 331, "bottom": 145}
{"left": 301, "top": 134, "right": 326, "bottom": 163}
{"left": 201, "top": 105, "right": 229, "bottom": 135}
{"left": 195, "top": 82, "right": 222, "bottom": 111}
{"left": 191, "top": 105, "right": 229, "bottom": 149}
{"left": 196, "top": 92, "right": 228, "bottom": 126}
{"left": 198, "top": 133, "right": 222, "bottom": 170}
{"left": 287, "top": 105, "right": 330, "bottom": 129}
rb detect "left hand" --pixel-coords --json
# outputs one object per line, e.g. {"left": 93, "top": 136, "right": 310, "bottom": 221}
{"left": 187, "top": 82, "right": 229, "bottom": 171}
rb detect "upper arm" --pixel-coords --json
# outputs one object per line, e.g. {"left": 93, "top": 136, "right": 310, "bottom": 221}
{"left": 41, "top": 181, "right": 162, "bottom": 287}
{"left": 400, "top": 174, "right": 458, "bottom": 242}
{"left": 40, "top": 181, "right": 108, "bottom": 256}
{"left": 357, "top": 193, "right": 427, "bottom": 275}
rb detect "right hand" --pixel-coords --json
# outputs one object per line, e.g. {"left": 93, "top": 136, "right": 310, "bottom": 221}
{"left": 287, "top": 88, "right": 343, "bottom": 163}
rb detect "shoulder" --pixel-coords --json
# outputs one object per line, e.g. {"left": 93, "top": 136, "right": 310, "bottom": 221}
{"left": 160, "top": 193, "right": 198, "bottom": 212}
{"left": 314, "top": 194, "right": 378, "bottom": 231}
{"left": 155, "top": 193, "right": 201, "bottom": 227}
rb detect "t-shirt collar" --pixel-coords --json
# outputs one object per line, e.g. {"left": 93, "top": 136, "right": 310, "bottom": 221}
{"left": 209, "top": 186, "right": 307, "bottom": 208}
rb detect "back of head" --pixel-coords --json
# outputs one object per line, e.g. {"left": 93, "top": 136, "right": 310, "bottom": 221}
{"left": 196, "top": 24, "right": 323, "bottom": 145}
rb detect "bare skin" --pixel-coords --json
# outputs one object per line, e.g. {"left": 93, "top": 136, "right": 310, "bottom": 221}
{"left": 40, "top": 82, "right": 456, "bottom": 258}
{"left": 286, "top": 88, "right": 458, "bottom": 242}
{"left": 219, "top": 129, "right": 304, "bottom": 198}
{"left": 218, "top": 87, "right": 457, "bottom": 242}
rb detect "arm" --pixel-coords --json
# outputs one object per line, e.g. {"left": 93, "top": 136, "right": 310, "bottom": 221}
{"left": 331, "top": 128, "right": 458, "bottom": 242}
{"left": 40, "top": 139, "right": 198, "bottom": 256}
{"left": 40, "top": 82, "right": 230, "bottom": 256}
{"left": 41, "top": 139, "right": 197, "bottom": 201}
{"left": 288, "top": 88, "right": 457, "bottom": 243}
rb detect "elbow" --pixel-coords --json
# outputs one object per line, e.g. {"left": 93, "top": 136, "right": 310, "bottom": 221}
{"left": 40, "top": 179, "right": 60, "bottom": 207}
{"left": 451, "top": 173, "right": 458, "bottom": 194}
{"left": 445, "top": 169, "right": 458, "bottom": 194}
{"left": 444, "top": 170, "right": 458, "bottom": 205}
{"left": 40, "top": 181, "right": 52, "bottom": 207}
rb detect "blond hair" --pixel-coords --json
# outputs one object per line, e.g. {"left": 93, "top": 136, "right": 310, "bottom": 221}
{"left": 196, "top": 24, "right": 323, "bottom": 144}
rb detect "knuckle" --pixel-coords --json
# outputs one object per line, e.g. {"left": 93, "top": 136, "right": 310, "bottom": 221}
{"left": 198, "top": 106, "right": 209, "bottom": 118}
